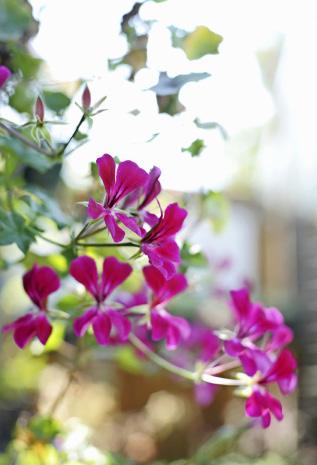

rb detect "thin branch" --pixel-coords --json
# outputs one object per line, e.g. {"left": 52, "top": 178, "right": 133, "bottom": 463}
{"left": 76, "top": 241, "right": 139, "bottom": 248}
{"left": 59, "top": 113, "right": 86, "bottom": 156}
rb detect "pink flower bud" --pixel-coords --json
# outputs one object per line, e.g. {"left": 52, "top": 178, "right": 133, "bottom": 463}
{"left": 0, "top": 65, "right": 12, "bottom": 88}
{"left": 35, "top": 96, "right": 45, "bottom": 123}
{"left": 82, "top": 84, "right": 91, "bottom": 111}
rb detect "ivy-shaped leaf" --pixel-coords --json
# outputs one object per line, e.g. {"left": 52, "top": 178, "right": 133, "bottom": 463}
{"left": 0, "top": 206, "right": 35, "bottom": 253}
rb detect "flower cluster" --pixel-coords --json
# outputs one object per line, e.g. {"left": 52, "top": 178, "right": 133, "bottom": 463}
{"left": 1, "top": 154, "right": 297, "bottom": 429}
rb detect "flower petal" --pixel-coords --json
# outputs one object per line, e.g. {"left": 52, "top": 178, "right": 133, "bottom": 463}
{"left": 36, "top": 314, "right": 52, "bottom": 345}
{"left": 104, "top": 213, "right": 125, "bottom": 243}
{"left": 116, "top": 212, "right": 145, "bottom": 237}
{"left": 0, "top": 66, "right": 11, "bottom": 87}
{"left": 112, "top": 160, "right": 148, "bottom": 205}
{"left": 96, "top": 154, "right": 116, "bottom": 199}
{"left": 13, "top": 316, "right": 37, "bottom": 349}
{"left": 70, "top": 256, "right": 99, "bottom": 298}
{"left": 73, "top": 307, "right": 98, "bottom": 337}
{"left": 107, "top": 310, "right": 131, "bottom": 341}
{"left": 92, "top": 312, "right": 111, "bottom": 345}
{"left": 23, "top": 264, "right": 60, "bottom": 310}
{"left": 87, "top": 198, "right": 105, "bottom": 219}
{"left": 143, "top": 266, "right": 165, "bottom": 295}
{"left": 101, "top": 256, "right": 132, "bottom": 300}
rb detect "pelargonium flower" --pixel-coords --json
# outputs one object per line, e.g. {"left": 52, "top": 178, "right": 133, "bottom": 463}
{"left": 88, "top": 154, "right": 148, "bottom": 242}
{"left": 224, "top": 288, "right": 293, "bottom": 374}
{"left": 245, "top": 390, "right": 283, "bottom": 428}
{"left": 70, "top": 255, "right": 132, "bottom": 345}
{"left": 0, "top": 66, "right": 11, "bottom": 88}
{"left": 139, "top": 202, "right": 187, "bottom": 278}
{"left": 142, "top": 265, "right": 190, "bottom": 350}
{"left": 1, "top": 264, "right": 60, "bottom": 348}
{"left": 244, "top": 349, "right": 297, "bottom": 428}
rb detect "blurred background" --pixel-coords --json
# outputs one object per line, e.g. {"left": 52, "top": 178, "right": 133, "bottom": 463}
{"left": 1, "top": 0, "right": 316, "bottom": 464}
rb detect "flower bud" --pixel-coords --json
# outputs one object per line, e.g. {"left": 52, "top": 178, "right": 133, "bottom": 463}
{"left": 0, "top": 65, "right": 12, "bottom": 88}
{"left": 82, "top": 84, "right": 91, "bottom": 111}
{"left": 35, "top": 96, "right": 45, "bottom": 123}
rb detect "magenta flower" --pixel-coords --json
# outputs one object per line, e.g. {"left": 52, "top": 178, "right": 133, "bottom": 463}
{"left": 88, "top": 154, "right": 148, "bottom": 242}
{"left": 224, "top": 288, "right": 293, "bottom": 373}
{"left": 0, "top": 66, "right": 11, "bottom": 88}
{"left": 70, "top": 255, "right": 132, "bottom": 345}
{"left": 243, "top": 349, "right": 296, "bottom": 428}
{"left": 140, "top": 202, "right": 187, "bottom": 278}
{"left": 143, "top": 265, "right": 190, "bottom": 350}
{"left": 1, "top": 264, "right": 60, "bottom": 348}
{"left": 245, "top": 390, "right": 283, "bottom": 428}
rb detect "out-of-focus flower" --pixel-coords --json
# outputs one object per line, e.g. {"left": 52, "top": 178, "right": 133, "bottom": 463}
{"left": 224, "top": 288, "right": 293, "bottom": 374}
{"left": 1, "top": 264, "right": 60, "bottom": 348}
{"left": 70, "top": 255, "right": 132, "bottom": 344}
{"left": 0, "top": 66, "right": 11, "bottom": 88}
{"left": 142, "top": 265, "right": 190, "bottom": 350}
{"left": 244, "top": 349, "right": 297, "bottom": 428}
{"left": 88, "top": 154, "right": 148, "bottom": 242}
{"left": 245, "top": 390, "right": 283, "bottom": 428}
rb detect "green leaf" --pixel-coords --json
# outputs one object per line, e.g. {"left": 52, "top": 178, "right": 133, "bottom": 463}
{"left": 29, "top": 416, "right": 62, "bottom": 442}
{"left": 0, "top": 207, "right": 35, "bottom": 253}
{"left": 0, "top": 135, "right": 55, "bottom": 173}
{"left": 151, "top": 71, "right": 210, "bottom": 96}
{"left": 115, "top": 346, "right": 143, "bottom": 374}
{"left": 180, "top": 241, "right": 208, "bottom": 271}
{"left": 9, "top": 44, "right": 42, "bottom": 79}
{"left": 43, "top": 90, "right": 71, "bottom": 113}
{"left": 181, "top": 138, "right": 205, "bottom": 157}
{"left": 0, "top": 0, "right": 35, "bottom": 41}
{"left": 182, "top": 26, "right": 223, "bottom": 59}
{"left": 25, "top": 187, "right": 69, "bottom": 228}
{"left": 202, "top": 191, "right": 229, "bottom": 233}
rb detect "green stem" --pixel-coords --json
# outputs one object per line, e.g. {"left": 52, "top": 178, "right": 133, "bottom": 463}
{"left": 128, "top": 334, "right": 245, "bottom": 386}
{"left": 76, "top": 241, "right": 139, "bottom": 248}
{"left": 0, "top": 120, "right": 53, "bottom": 157}
{"left": 129, "top": 333, "right": 196, "bottom": 381}
{"left": 59, "top": 113, "right": 86, "bottom": 155}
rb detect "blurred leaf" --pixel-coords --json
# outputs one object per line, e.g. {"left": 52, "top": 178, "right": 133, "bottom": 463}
{"left": 192, "top": 425, "right": 250, "bottom": 464}
{"left": 0, "top": 206, "right": 35, "bottom": 253}
{"left": 183, "top": 26, "right": 223, "bottom": 60}
{"left": 180, "top": 241, "right": 208, "bottom": 271}
{"left": 28, "top": 416, "right": 62, "bottom": 442}
{"left": 74, "top": 131, "right": 88, "bottom": 141}
{"left": 0, "top": 135, "right": 55, "bottom": 173}
{"left": 0, "top": 0, "right": 35, "bottom": 41}
{"left": 182, "top": 139, "right": 205, "bottom": 157}
{"left": 9, "top": 44, "right": 42, "bottom": 78}
{"left": 152, "top": 71, "right": 210, "bottom": 96}
{"left": 123, "top": 48, "right": 147, "bottom": 73}
{"left": 115, "top": 346, "right": 143, "bottom": 374}
{"left": 43, "top": 90, "right": 71, "bottom": 113}
{"left": 25, "top": 187, "right": 70, "bottom": 228}
{"left": 202, "top": 191, "right": 230, "bottom": 233}
{"left": 9, "top": 82, "right": 35, "bottom": 114}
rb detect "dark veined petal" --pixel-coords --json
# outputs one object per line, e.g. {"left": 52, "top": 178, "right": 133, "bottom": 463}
{"left": 13, "top": 315, "right": 37, "bottom": 349}
{"left": 96, "top": 154, "right": 116, "bottom": 199}
{"left": 100, "top": 256, "right": 132, "bottom": 300}
{"left": 70, "top": 256, "right": 99, "bottom": 299}
{"left": 112, "top": 160, "right": 148, "bottom": 206}
{"left": 138, "top": 166, "right": 161, "bottom": 210}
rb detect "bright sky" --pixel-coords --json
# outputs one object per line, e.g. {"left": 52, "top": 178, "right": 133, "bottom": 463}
{"left": 28, "top": 0, "right": 317, "bottom": 213}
